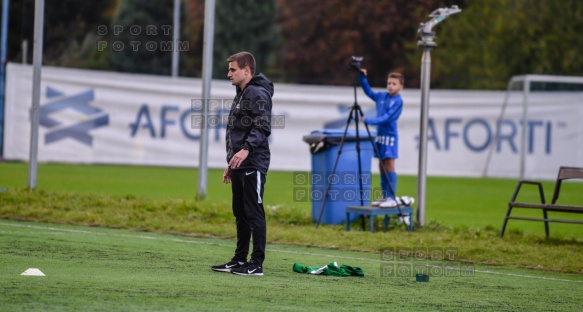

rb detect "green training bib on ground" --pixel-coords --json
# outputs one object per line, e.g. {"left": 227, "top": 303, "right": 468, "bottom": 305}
{"left": 293, "top": 262, "right": 364, "bottom": 277}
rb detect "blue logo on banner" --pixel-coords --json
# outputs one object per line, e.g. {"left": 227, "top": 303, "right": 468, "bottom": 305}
{"left": 39, "top": 87, "right": 109, "bottom": 146}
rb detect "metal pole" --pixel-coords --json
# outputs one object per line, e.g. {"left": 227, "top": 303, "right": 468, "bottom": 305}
{"left": 482, "top": 77, "right": 519, "bottom": 177}
{"left": 519, "top": 76, "right": 530, "bottom": 179}
{"left": 197, "top": 0, "right": 216, "bottom": 199}
{"left": 416, "top": 6, "right": 461, "bottom": 227}
{"left": 417, "top": 47, "right": 431, "bottom": 227}
{"left": 0, "top": 0, "right": 10, "bottom": 157}
{"left": 22, "top": 39, "right": 28, "bottom": 64}
{"left": 22, "top": 40, "right": 28, "bottom": 64}
{"left": 171, "top": 0, "right": 180, "bottom": 78}
{"left": 28, "top": 0, "right": 44, "bottom": 189}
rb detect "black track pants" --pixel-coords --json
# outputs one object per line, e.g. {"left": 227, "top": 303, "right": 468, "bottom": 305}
{"left": 230, "top": 169, "right": 267, "bottom": 265}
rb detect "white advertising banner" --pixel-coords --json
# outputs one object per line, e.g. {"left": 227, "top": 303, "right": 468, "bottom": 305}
{"left": 4, "top": 64, "right": 582, "bottom": 179}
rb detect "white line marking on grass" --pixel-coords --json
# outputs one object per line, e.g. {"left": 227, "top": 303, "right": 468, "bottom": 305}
{"left": 471, "top": 269, "right": 583, "bottom": 283}
{"left": 0, "top": 223, "right": 230, "bottom": 247}
{"left": 1, "top": 221, "right": 582, "bottom": 283}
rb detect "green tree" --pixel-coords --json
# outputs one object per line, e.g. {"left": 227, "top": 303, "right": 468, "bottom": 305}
{"left": 276, "top": 0, "right": 458, "bottom": 86}
{"left": 414, "top": 0, "right": 583, "bottom": 89}
{"left": 107, "top": 0, "right": 180, "bottom": 75}
{"left": 210, "top": 0, "right": 278, "bottom": 79}
{"left": 7, "top": 0, "right": 117, "bottom": 67}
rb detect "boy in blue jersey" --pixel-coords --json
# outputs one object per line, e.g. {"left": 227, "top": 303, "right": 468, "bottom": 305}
{"left": 359, "top": 68, "right": 404, "bottom": 208}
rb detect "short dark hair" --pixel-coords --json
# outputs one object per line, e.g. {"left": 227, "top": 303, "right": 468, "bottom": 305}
{"left": 227, "top": 52, "right": 256, "bottom": 75}
{"left": 387, "top": 72, "right": 404, "bottom": 86}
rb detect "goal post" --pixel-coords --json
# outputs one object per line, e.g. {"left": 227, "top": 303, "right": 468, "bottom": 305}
{"left": 483, "top": 74, "right": 583, "bottom": 180}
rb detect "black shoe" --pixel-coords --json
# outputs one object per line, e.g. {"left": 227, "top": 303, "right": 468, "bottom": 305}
{"left": 211, "top": 260, "right": 246, "bottom": 273}
{"left": 231, "top": 262, "right": 263, "bottom": 276}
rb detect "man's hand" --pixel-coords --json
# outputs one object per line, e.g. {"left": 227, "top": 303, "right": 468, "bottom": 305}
{"left": 223, "top": 167, "right": 231, "bottom": 184}
{"left": 360, "top": 68, "right": 367, "bottom": 76}
{"left": 360, "top": 115, "right": 366, "bottom": 122}
{"left": 228, "top": 149, "right": 249, "bottom": 169}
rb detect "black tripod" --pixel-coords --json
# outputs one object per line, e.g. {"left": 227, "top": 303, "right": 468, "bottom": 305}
{"left": 316, "top": 67, "right": 405, "bottom": 230}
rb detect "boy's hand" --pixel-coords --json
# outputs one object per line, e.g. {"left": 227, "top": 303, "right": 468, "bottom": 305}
{"left": 360, "top": 68, "right": 367, "bottom": 76}
{"left": 360, "top": 116, "right": 366, "bottom": 122}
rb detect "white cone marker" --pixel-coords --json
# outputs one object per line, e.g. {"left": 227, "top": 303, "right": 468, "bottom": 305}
{"left": 21, "top": 268, "right": 46, "bottom": 276}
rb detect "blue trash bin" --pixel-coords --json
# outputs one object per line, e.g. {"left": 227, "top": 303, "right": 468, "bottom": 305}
{"left": 302, "top": 129, "right": 375, "bottom": 225}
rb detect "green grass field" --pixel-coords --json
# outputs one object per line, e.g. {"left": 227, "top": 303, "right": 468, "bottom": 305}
{"left": 1, "top": 220, "right": 582, "bottom": 311}
{"left": 1, "top": 162, "right": 582, "bottom": 237}
{"left": 1, "top": 161, "right": 583, "bottom": 311}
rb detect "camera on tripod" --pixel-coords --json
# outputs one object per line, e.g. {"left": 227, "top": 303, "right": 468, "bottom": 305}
{"left": 349, "top": 56, "right": 364, "bottom": 71}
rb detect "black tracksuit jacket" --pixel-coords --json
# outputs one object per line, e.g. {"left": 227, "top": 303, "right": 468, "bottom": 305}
{"left": 226, "top": 73, "right": 274, "bottom": 174}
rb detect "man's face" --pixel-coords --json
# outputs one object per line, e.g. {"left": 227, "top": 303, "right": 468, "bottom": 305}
{"left": 386, "top": 77, "right": 403, "bottom": 96}
{"left": 227, "top": 61, "right": 250, "bottom": 88}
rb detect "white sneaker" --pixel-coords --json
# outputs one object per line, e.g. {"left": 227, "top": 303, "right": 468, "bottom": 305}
{"left": 396, "top": 196, "right": 415, "bottom": 206}
{"left": 371, "top": 198, "right": 386, "bottom": 207}
{"left": 398, "top": 215, "right": 411, "bottom": 226}
{"left": 379, "top": 198, "right": 398, "bottom": 208}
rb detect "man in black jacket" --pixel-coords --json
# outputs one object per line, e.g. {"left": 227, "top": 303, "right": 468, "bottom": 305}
{"left": 211, "top": 52, "right": 274, "bottom": 276}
